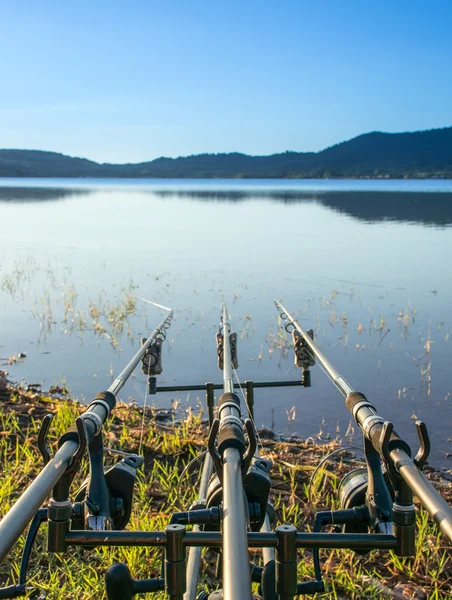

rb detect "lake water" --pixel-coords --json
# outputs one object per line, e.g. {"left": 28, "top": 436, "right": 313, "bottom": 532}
{"left": 1, "top": 178, "right": 452, "bottom": 468}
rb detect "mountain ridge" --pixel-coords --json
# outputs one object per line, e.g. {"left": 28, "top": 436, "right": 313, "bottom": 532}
{"left": 0, "top": 126, "right": 451, "bottom": 178}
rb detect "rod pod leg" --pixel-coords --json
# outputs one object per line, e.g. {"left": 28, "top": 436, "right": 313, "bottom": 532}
{"left": 275, "top": 525, "right": 297, "bottom": 600}
{"left": 165, "top": 524, "right": 187, "bottom": 600}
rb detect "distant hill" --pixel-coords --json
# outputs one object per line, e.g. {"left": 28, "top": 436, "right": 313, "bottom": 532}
{"left": 1, "top": 127, "right": 451, "bottom": 178}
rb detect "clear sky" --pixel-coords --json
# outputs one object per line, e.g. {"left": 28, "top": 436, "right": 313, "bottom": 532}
{"left": 1, "top": 0, "right": 451, "bottom": 163}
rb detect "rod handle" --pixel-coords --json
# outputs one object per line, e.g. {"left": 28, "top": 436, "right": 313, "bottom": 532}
{"left": 345, "top": 392, "right": 411, "bottom": 458}
{"left": 58, "top": 391, "right": 116, "bottom": 449}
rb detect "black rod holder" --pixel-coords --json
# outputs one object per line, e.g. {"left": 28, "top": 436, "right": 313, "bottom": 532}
{"left": 245, "top": 380, "right": 255, "bottom": 420}
{"left": 276, "top": 525, "right": 297, "bottom": 600}
{"left": 206, "top": 382, "right": 215, "bottom": 428}
{"left": 165, "top": 524, "right": 186, "bottom": 600}
{"left": 65, "top": 530, "right": 398, "bottom": 551}
{"left": 155, "top": 380, "right": 304, "bottom": 393}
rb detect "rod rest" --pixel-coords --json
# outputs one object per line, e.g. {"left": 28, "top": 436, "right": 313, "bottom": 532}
{"left": 58, "top": 391, "right": 116, "bottom": 450}
{"left": 217, "top": 392, "right": 246, "bottom": 456}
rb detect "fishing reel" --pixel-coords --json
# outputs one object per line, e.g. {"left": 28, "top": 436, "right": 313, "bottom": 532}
{"left": 36, "top": 410, "right": 144, "bottom": 532}
{"left": 338, "top": 466, "right": 396, "bottom": 532}
{"left": 335, "top": 419, "right": 431, "bottom": 552}
{"left": 0, "top": 424, "right": 145, "bottom": 600}
{"left": 339, "top": 468, "right": 369, "bottom": 522}
{"left": 205, "top": 455, "right": 274, "bottom": 532}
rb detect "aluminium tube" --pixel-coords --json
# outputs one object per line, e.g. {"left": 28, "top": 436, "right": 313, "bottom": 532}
{"left": 184, "top": 453, "right": 213, "bottom": 600}
{"left": 0, "top": 440, "right": 78, "bottom": 565}
{"left": 221, "top": 304, "right": 252, "bottom": 600}
{"left": 261, "top": 514, "right": 275, "bottom": 565}
{"left": 0, "top": 311, "right": 173, "bottom": 566}
{"left": 223, "top": 447, "right": 252, "bottom": 599}
{"left": 391, "top": 448, "right": 452, "bottom": 543}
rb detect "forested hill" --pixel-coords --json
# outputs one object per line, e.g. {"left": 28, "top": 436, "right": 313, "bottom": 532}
{"left": 1, "top": 127, "right": 451, "bottom": 178}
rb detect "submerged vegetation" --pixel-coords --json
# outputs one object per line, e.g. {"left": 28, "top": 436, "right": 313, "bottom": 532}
{"left": 0, "top": 255, "right": 139, "bottom": 348}
{"left": 1, "top": 254, "right": 452, "bottom": 467}
{"left": 0, "top": 378, "right": 451, "bottom": 599}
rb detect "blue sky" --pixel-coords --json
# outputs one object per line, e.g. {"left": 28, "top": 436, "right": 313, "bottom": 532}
{"left": 1, "top": 0, "right": 451, "bottom": 162}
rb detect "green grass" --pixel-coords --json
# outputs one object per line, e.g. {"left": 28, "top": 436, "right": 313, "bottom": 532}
{"left": 0, "top": 382, "right": 451, "bottom": 599}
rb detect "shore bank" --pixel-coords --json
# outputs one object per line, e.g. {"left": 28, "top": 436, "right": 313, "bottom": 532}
{"left": 0, "top": 375, "right": 451, "bottom": 599}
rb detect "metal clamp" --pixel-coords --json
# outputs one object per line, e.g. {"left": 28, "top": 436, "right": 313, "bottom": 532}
{"left": 91, "top": 399, "right": 112, "bottom": 419}
{"left": 362, "top": 414, "right": 384, "bottom": 439}
{"left": 351, "top": 400, "right": 372, "bottom": 421}
{"left": 219, "top": 415, "right": 243, "bottom": 429}
{"left": 84, "top": 411, "right": 104, "bottom": 437}
{"left": 218, "top": 401, "right": 242, "bottom": 415}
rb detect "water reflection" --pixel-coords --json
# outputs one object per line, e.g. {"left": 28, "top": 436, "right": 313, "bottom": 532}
{"left": 315, "top": 192, "right": 452, "bottom": 227}
{"left": 153, "top": 189, "right": 452, "bottom": 227}
{"left": 1, "top": 181, "right": 452, "bottom": 467}
{"left": 0, "top": 187, "right": 89, "bottom": 202}
{"left": 1, "top": 185, "right": 452, "bottom": 227}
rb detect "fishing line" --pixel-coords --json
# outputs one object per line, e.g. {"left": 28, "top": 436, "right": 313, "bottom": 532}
{"left": 282, "top": 330, "right": 365, "bottom": 502}
{"left": 307, "top": 445, "right": 365, "bottom": 502}
{"left": 135, "top": 295, "right": 172, "bottom": 312}
{"left": 134, "top": 300, "right": 172, "bottom": 453}
{"left": 104, "top": 446, "right": 138, "bottom": 457}
{"left": 174, "top": 450, "right": 210, "bottom": 511}
{"left": 138, "top": 381, "right": 149, "bottom": 456}
{"left": 180, "top": 450, "right": 209, "bottom": 482}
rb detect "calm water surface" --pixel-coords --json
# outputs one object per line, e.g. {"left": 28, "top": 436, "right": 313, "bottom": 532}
{"left": 1, "top": 179, "right": 451, "bottom": 467}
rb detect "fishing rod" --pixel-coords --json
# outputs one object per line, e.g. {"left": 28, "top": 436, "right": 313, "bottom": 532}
{"left": 2, "top": 301, "right": 452, "bottom": 599}
{"left": 275, "top": 300, "right": 452, "bottom": 545}
{"left": 183, "top": 452, "right": 213, "bottom": 600}
{"left": 0, "top": 309, "right": 173, "bottom": 569}
{"left": 177, "top": 305, "right": 274, "bottom": 600}
{"left": 217, "top": 303, "right": 252, "bottom": 599}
